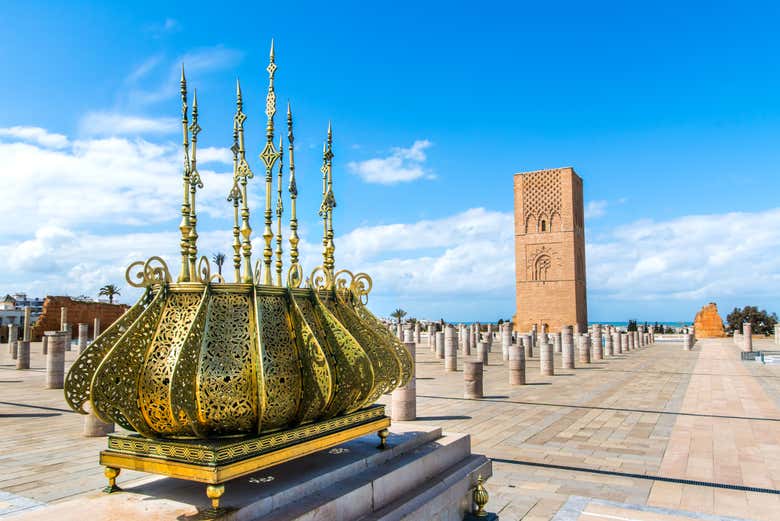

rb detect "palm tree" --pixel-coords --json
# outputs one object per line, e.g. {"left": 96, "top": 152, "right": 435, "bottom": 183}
{"left": 390, "top": 308, "right": 407, "bottom": 325}
{"left": 98, "top": 284, "right": 121, "bottom": 304}
{"left": 212, "top": 252, "right": 226, "bottom": 276}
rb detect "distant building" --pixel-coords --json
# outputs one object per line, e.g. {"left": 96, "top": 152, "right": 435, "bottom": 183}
{"left": 0, "top": 293, "right": 45, "bottom": 341}
{"left": 513, "top": 167, "right": 587, "bottom": 333}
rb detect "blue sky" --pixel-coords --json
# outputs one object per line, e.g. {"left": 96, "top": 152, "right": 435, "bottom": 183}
{"left": 2, "top": 1, "right": 780, "bottom": 322}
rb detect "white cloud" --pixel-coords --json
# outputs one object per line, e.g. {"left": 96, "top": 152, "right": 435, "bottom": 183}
{"left": 585, "top": 199, "right": 608, "bottom": 219}
{"left": 0, "top": 126, "right": 69, "bottom": 149}
{"left": 347, "top": 140, "right": 433, "bottom": 184}
{"left": 0, "top": 131, "right": 235, "bottom": 236}
{"left": 79, "top": 112, "right": 178, "bottom": 136}
{"left": 198, "top": 146, "right": 233, "bottom": 165}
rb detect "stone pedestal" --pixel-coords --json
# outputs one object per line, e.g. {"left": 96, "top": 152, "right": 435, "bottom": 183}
{"left": 523, "top": 333, "right": 533, "bottom": 359}
{"left": 46, "top": 331, "right": 68, "bottom": 389}
{"left": 464, "top": 361, "right": 483, "bottom": 399}
{"left": 562, "top": 326, "right": 574, "bottom": 369}
{"left": 578, "top": 333, "right": 591, "bottom": 364}
{"left": 486, "top": 324, "right": 493, "bottom": 351}
{"left": 463, "top": 325, "right": 471, "bottom": 356}
{"left": 444, "top": 326, "right": 458, "bottom": 372}
{"left": 78, "top": 323, "right": 89, "bottom": 353}
{"left": 392, "top": 342, "right": 416, "bottom": 421}
{"left": 403, "top": 328, "right": 414, "bottom": 344}
{"left": 11, "top": 340, "right": 18, "bottom": 359}
{"left": 414, "top": 322, "right": 421, "bottom": 345}
{"left": 396, "top": 323, "right": 403, "bottom": 340}
{"left": 743, "top": 323, "right": 753, "bottom": 352}
{"left": 620, "top": 333, "right": 627, "bottom": 353}
{"left": 508, "top": 343, "right": 525, "bottom": 385}
{"left": 604, "top": 333, "right": 613, "bottom": 357}
{"left": 553, "top": 332, "right": 562, "bottom": 354}
{"left": 628, "top": 332, "right": 635, "bottom": 350}
{"left": 435, "top": 331, "right": 445, "bottom": 359}
{"left": 428, "top": 325, "right": 436, "bottom": 350}
{"left": 83, "top": 402, "right": 115, "bottom": 437}
{"left": 42, "top": 334, "right": 48, "bottom": 355}
{"left": 16, "top": 340, "right": 30, "bottom": 369}
{"left": 539, "top": 339, "right": 554, "bottom": 376}
{"left": 477, "top": 342, "right": 489, "bottom": 365}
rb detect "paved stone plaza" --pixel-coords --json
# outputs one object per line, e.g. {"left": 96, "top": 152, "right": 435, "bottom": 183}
{"left": 2, "top": 336, "right": 780, "bottom": 520}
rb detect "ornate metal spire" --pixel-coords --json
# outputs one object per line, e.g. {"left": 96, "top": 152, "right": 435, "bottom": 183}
{"left": 275, "top": 135, "right": 284, "bottom": 286}
{"left": 323, "top": 122, "right": 336, "bottom": 278}
{"left": 287, "top": 102, "right": 301, "bottom": 287}
{"left": 178, "top": 65, "right": 193, "bottom": 282}
{"left": 259, "top": 39, "right": 280, "bottom": 285}
{"left": 235, "top": 78, "right": 255, "bottom": 284}
{"left": 228, "top": 79, "right": 243, "bottom": 283}
{"left": 188, "top": 88, "right": 203, "bottom": 278}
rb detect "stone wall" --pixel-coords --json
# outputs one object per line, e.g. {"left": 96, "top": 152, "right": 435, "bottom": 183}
{"left": 30, "top": 296, "right": 128, "bottom": 341}
{"left": 693, "top": 302, "right": 726, "bottom": 339}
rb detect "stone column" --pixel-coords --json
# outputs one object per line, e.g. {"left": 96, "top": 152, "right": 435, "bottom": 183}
{"left": 429, "top": 324, "right": 437, "bottom": 351}
{"left": 775, "top": 324, "right": 780, "bottom": 345}
{"left": 464, "top": 325, "right": 472, "bottom": 356}
{"left": 628, "top": 332, "right": 635, "bottom": 350}
{"left": 396, "top": 322, "right": 403, "bottom": 340}
{"left": 17, "top": 306, "right": 31, "bottom": 369}
{"left": 604, "top": 332, "right": 613, "bottom": 356}
{"left": 7, "top": 324, "right": 17, "bottom": 355}
{"left": 579, "top": 333, "right": 591, "bottom": 364}
{"left": 445, "top": 326, "right": 458, "bottom": 371}
{"left": 403, "top": 328, "right": 414, "bottom": 344}
{"left": 620, "top": 332, "right": 628, "bottom": 353}
{"left": 392, "top": 342, "right": 416, "bottom": 421}
{"left": 743, "top": 322, "right": 753, "bottom": 352}
{"left": 562, "top": 326, "right": 574, "bottom": 369}
{"left": 46, "top": 331, "right": 68, "bottom": 389}
{"left": 41, "top": 334, "right": 48, "bottom": 355}
{"left": 611, "top": 332, "right": 620, "bottom": 354}
{"left": 11, "top": 340, "right": 18, "bottom": 359}
{"left": 78, "top": 323, "right": 89, "bottom": 353}
{"left": 523, "top": 333, "right": 533, "bottom": 360}
{"left": 539, "top": 338, "right": 554, "bottom": 376}
{"left": 683, "top": 334, "right": 692, "bottom": 351}
{"left": 592, "top": 331, "right": 603, "bottom": 361}
{"left": 508, "top": 343, "right": 525, "bottom": 385}
{"left": 60, "top": 306, "right": 68, "bottom": 332}
{"left": 477, "top": 341, "right": 489, "bottom": 365}
{"left": 553, "top": 331, "right": 562, "bottom": 354}
{"left": 435, "top": 331, "right": 445, "bottom": 359}
{"left": 501, "top": 324, "right": 511, "bottom": 362}
{"left": 414, "top": 322, "right": 421, "bottom": 345}
{"left": 531, "top": 324, "right": 538, "bottom": 350}
{"left": 83, "top": 402, "right": 115, "bottom": 437}
{"left": 94, "top": 317, "right": 101, "bottom": 340}
{"left": 464, "top": 361, "right": 483, "bottom": 399}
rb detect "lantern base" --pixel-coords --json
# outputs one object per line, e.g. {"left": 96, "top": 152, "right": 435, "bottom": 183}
{"left": 99, "top": 405, "right": 389, "bottom": 516}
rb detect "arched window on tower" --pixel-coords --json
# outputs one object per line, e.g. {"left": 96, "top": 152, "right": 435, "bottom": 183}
{"left": 540, "top": 220, "right": 547, "bottom": 232}
{"left": 533, "top": 255, "right": 551, "bottom": 281}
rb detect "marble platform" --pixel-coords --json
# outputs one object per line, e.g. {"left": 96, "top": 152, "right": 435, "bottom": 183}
{"left": 7, "top": 423, "right": 492, "bottom": 521}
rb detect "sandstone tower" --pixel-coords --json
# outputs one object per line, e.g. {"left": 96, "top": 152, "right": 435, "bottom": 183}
{"left": 513, "top": 167, "right": 587, "bottom": 332}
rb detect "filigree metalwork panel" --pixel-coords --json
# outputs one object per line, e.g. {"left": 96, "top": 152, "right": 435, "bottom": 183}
{"left": 197, "top": 292, "right": 257, "bottom": 436}
{"left": 65, "top": 289, "right": 149, "bottom": 414}
{"left": 292, "top": 294, "right": 353, "bottom": 418}
{"left": 355, "top": 301, "right": 413, "bottom": 387}
{"left": 91, "top": 287, "right": 167, "bottom": 436}
{"left": 169, "top": 287, "right": 210, "bottom": 437}
{"left": 328, "top": 294, "right": 398, "bottom": 404}
{"left": 288, "top": 290, "right": 332, "bottom": 424}
{"left": 257, "top": 294, "right": 301, "bottom": 430}
{"left": 138, "top": 292, "right": 202, "bottom": 436}
{"left": 309, "top": 294, "right": 369, "bottom": 416}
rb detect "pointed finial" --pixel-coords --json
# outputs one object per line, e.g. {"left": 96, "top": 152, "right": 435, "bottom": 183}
{"left": 270, "top": 38, "right": 275, "bottom": 60}
{"left": 181, "top": 63, "right": 186, "bottom": 83}
{"left": 236, "top": 77, "right": 242, "bottom": 99}
{"left": 192, "top": 88, "right": 198, "bottom": 108}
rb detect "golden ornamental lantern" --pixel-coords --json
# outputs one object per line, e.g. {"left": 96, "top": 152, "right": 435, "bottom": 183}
{"left": 63, "top": 41, "right": 413, "bottom": 513}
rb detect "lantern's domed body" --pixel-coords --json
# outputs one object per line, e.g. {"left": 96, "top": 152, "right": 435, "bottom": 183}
{"left": 65, "top": 271, "right": 411, "bottom": 439}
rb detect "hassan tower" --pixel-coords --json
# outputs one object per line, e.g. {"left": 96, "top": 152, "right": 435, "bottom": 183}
{"left": 513, "top": 167, "right": 587, "bottom": 332}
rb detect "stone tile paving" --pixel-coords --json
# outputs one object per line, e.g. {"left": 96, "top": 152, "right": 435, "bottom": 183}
{"left": 3, "top": 336, "right": 780, "bottom": 520}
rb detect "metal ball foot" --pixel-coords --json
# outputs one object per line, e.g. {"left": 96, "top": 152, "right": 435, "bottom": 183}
{"left": 202, "top": 484, "right": 226, "bottom": 518}
{"left": 376, "top": 428, "right": 389, "bottom": 450}
{"left": 102, "top": 467, "right": 122, "bottom": 494}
